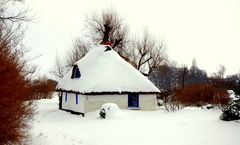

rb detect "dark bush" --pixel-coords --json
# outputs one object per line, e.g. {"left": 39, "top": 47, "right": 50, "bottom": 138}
{"left": 0, "top": 1, "right": 54, "bottom": 144}
{"left": 220, "top": 101, "right": 240, "bottom": 121}
{"left": 220, "top": 94, "right": 240, "bottom": 121}
{"left": 0, "top": 42, "right": 35, "bottom": 144}
{"left": 175, "top": 83, "right": 229, "bottom": 106}
{"left": 31, "top": 77, "right": 56, "bottom": 100}
{"left": 0, "top": 38, "right": 54, "bottom": 145}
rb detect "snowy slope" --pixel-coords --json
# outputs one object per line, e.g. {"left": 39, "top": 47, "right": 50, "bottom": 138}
{"left": 31, "top": 97, "right": 240, "bottom": 145}
{"left": 57, "top": 45, "right": 160, "bottom": 93}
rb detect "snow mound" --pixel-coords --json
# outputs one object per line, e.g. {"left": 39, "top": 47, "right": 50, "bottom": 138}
{"left": 99, "top": 103, "right": 123, "bottom": 119}
{"left": 201, "top": 104, "right": 214, "bottom": 109}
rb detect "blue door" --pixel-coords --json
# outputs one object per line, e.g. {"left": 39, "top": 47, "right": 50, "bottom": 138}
{"left": 128, "top": 93, "right": 139, "bottom": 108}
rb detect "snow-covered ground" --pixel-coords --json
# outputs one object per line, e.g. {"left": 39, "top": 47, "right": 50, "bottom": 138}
{"left": 31, "top": 97, "right": 240, "bottom": 145}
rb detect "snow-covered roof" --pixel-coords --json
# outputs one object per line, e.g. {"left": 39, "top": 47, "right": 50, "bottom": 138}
{"left": 57, "top": 45, "right": 160, "bottom": 94}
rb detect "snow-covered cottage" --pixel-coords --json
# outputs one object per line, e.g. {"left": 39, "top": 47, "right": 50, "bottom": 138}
{"left": 57, "top": 45, "right": 160, "bottom": 116}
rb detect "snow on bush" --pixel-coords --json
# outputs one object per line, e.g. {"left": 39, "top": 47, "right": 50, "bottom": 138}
{"left": 220, "top": 90, "right": 240, "bottom": 121}
{"left": 157, "top": 99, "right": 163, "bottom": 106}
{"left": 201, "top": 104, "right": 214, "bottom": 109}
{"left": 99, "top": 103, "right": 122, "bottom": 119}
{"left": 228, "top": 90, "right": 240, "bottom": 101}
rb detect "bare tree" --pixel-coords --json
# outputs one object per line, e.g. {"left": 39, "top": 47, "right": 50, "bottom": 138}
{"left": 0, "top": 1, "right": 53, "bottom": 144}
{"left": 238, "top": 70, "right": 240, "bottom": 78}
{"left": 51, "top": 38, "right": 91, "bottom": 79}
{"left": 53, "top": 9, "right": 167, "bottom": 79}
{"left": 179, "top": 65, "right": 188, "bottom": 89}
{"left": 51, "top": 55, "right": 67, "bottom": 79}
{"left": 65, "top": 38, "right": 91, "bottom": 68}
{"left": 218, "top": 65, "right": 226, "bottom": 79}
{"left": 53, "top": 8, "right": 128, "bottom": 79}
{"left": 85, "top": 8, "right": 128, "bottom": 53}
{"left": 0, "top": 1, "right": 32, "bottom": 144}
{"left": 127, "top": 30, "right": 167, "bottom": 76}
{"left": 0, "top": 0, "right": 29, "bottom": 23}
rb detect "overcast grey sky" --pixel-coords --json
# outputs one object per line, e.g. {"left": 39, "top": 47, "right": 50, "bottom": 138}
{"left": 23, "top": 0, "right": 240, "bottom": 78}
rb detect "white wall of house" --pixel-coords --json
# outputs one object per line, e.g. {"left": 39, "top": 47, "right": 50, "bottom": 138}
{"left": 84, "top": 94, "right": 157, "bottom": 113}
{"left": 61, "top": 92, "right": 157, "bottom": 113}
{"left": 62, "top": 92, "right": 68, "bottom": 110}
{"left": 84, "top": 94, "right": 128, "bottom": 113}
{"left": 62, "top": 92, "right": 85, "bottom": 113}
{"left": 139, "top": 94, "right": 157, "bottom": 111}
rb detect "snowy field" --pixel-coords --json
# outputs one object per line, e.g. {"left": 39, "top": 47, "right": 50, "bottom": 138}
{"left": 31, "top": 97, "right": 240, "bottom": 145}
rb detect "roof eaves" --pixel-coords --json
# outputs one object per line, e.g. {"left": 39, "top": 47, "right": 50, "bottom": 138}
{"left": 55, "top": 89, "right": 161, "bottom": 95}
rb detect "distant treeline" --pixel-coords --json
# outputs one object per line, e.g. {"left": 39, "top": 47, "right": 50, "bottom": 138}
{"left": 150, "top": 60, "right": 240, "bottom": 111}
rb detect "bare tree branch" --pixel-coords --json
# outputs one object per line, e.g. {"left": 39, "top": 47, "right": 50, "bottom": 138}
{"left": 0, "top": 0, "right": 30, "bottom": 23}
{"left": 127, "top": 29, "right": 167, "bottom": 76}
{"left": 51, "top": 55, "right": 65, "bottom": 79}
{"left": 85, "top": 7, "right": 128, "bottom": 53}
{"left": 51, "top": 38, "right": 91, "bottom": 79}
{"left": 65, "top": 38, "right": 91, "bottom": 68}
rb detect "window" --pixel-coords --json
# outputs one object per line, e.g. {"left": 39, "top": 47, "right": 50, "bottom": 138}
{"left": 76, "top": 94, "right": 78, "bottom": 104}
{"left": 71, "top": 65, "right": 81, "bottom": 79}
{"left": 65, "top": 92, "right": 67, "bottom": 102}
{"left": 128, "top": 93, "right": 139, "bottom": 108}
{"left": 104, "top": 45, "right": 112, "bottom": 52}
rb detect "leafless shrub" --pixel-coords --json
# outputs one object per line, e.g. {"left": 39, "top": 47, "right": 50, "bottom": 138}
{"left": 0, "top": 1, "right": 52, "bottom": 144}
{"left": 175, "top": 83, "right": 229, "bottom": 107}
{"left": 30, "top": 76, "right": 56, "bottom": 100}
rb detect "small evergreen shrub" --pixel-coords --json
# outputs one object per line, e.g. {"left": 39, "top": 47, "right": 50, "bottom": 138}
{"left": 220, "top": 92, "right": 240, "bottom": 121}
{"left": 220, "top": 101, "right": 240, "bottom": 121}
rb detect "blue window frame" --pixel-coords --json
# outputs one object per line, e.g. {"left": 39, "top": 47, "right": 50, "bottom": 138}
{"left": 65, "top": 92, "right": 67, "bottom": 102}
{"left": 128, "top": 93, "right": 139, "bottom": 108}
{"left": 71, "top": 65, "right": 81, "bottom": 79}
{"left": 76, "top": 94, "right": 78, "bottom": 104}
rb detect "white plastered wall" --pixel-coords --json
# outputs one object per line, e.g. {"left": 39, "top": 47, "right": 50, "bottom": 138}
{"left": 61, "top": 92, "right": 68, "bottom": 110}
{"left": 139, "top": 94, "right": 157, "bottom": 111}
{"left": 84, "top": 94, "right": 128, "bottom": 113}
{"left": 61, "top": 92, "right": 85, "bottom": 113}
{"left": 61, "top": 92, "right": 157, "bottom": 113}
{"left": 84, "top": 94, "right": 157, "bottom": 113}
